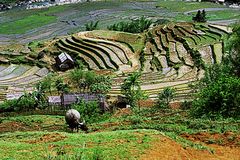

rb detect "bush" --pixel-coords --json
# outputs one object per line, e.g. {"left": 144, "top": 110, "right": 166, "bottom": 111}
{"left": 121, "top": 72, "right": 148, "bottom": 108}
{"left": 192, "top": 10, "right": 207, "bottom": 23}
{"left": 108, "top": 16, "right": 152, "bottom": 33}
{"left": 72, "top": 100, "right": 105, "bottom": 123}
{"left": 191, "top": 74, "right": 240, "bottom": 119}
{"left": 0, "top": 93, "right": 36, "bottom": 113}
{"left": 156, "top": 87, "right": 175, "bottom": 108}
{"left": 85, "top": 21, "right": 99, "bottom": 31}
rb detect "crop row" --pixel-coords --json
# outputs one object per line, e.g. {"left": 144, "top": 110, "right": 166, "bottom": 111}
{"left": 0, "top": 65, "right": 49, "bottom": 101}
{"left": 56, "top": 36, "right": 132, "bottom": 71}
{"left": 143, "top": 23, "right": 224, "bottom": 73}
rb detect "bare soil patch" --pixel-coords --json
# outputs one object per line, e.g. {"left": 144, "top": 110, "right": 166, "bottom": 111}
{"left": 0, "top": 121, "right": 64, "bottom": 134}
{"left": 181, "top": 132, "right": 240, "bottom": 147}
{"left": 113, "top": 108, "right": 132, "bottom": 117}
{"left": 0, "top": 122, "right": 39, "bottom": 133}
{"left": 24, "top": 133, "right": 66, "bottom": 144}
{"left": 141, "top": 134, "right": 240, "bottom": 160}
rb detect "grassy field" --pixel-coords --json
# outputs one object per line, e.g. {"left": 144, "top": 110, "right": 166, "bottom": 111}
{"left": 156, "top": 1, "right": 226, "bottom": 12}
{"left": 0, "top": 15, "right": 56, "bottom": 34}
{"left": 0, "top": 0, "right": 239, "bottom": 37}
{"left": 0, "top": 107, "right": 239, "bottom": 159}
{"left": 0, "top": 129, "right": 156, "bottom": 160}
{"left": 0, "top": 5, "right": 68, "bottom": 34}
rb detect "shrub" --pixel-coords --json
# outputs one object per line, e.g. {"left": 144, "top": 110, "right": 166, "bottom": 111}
{"left": 156, "top": 87, "right": 175, "bottom": 108}
{"left": 191, "top": 65, "right": 240, "bottom": 118}
{"left": 108, "top": 16, "right": 152, "bottom": 33}
{"left": 192, "top": 10, "right": 207, "bottom": 23}
{"left": 121, "top": 72, "right": 148, "bottom": 108}
{"left": 0, "top": 93, "right": 36, "bottom": 112}
{"left": 72, "top": 100, "right": 103, "bottom": 123}
{"left": 85, "top": 21, "right": 99, "bottom": 31}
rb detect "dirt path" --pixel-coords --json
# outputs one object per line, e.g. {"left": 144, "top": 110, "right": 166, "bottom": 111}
{"left": 140, "top": 134, "right": 240, "bottom": 160}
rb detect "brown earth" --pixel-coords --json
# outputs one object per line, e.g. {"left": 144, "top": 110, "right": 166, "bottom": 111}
{"left": 0, "top": 113, "right": 239, "bottom": 159}
{"left": 0, "top": 121, "right": 64, "bottom": 134}
{"left": 181, "top": 132, "right": 240, "bottom": 147}
{"left": 140, "top": 134, "right": 240, "bottom": 160}
{"left": 24, "top": 133, "right": 66, "bottom": 144}
{"left": 113, "top": 108, "right": 132, "bottom": 117}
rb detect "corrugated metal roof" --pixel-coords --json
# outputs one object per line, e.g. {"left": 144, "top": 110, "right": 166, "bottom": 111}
{"left": 58, "top": 52, "right": 74, "bottom": 63}
{"left": 63, "top": 93, "right": 99, "bottom": 105}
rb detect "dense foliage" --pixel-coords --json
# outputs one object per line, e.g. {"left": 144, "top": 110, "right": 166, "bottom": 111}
{"left": 192, "top": 10, "right": 207, "bottom": 23}
{"left": 85, "top": 21, "right": 99, "bottom": 31}
{"left": 69, "top": 69, "right": 112, "bottom": 94}
{"left": 72, "top": 100, "right": 108, "bottom": 123}
{"left": 107, "top": 17, "right": 152, "bottom": 33}
{"left": 226, "top": 23, "right": 240, "bottom": 76}
{"left": 191, "top": 64, "right": 240, "bottom": 119}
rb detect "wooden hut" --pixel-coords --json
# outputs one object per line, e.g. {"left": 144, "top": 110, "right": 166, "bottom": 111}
{"left": 55, "top": 52, "right": 74, "bottom": 71}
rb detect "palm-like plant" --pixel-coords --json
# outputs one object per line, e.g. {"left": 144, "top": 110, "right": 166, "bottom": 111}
{"left": 121, "top": 72, "right": 147, "bottom": 107}
{"left": 157, "top": 87, "right": 175, "bottom": 108}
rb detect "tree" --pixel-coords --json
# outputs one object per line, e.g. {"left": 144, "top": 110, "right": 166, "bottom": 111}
{"left": 121, "top": 72, "right": 148, "bottom": 108}
{"left": 85, "top": 71, "right": 96, "bottom": 91}
{"left": 39, "top": 73, "right": 55, "bottom": 96}
{"left": 33, "top": 82, "right": 49, "bottom": 109}
{"left": 90, "top": 75, "right": 112, "bottom": 94}
{"left": 55, "top": 77, "right": 69, "bottom": 95}
{"left": 191, "top": 64, "right": 240, "bottom": 118}
{"left": 69, "top": 68, "right": 85, "bottom": 92}
{"left": 226, "top": 23, "right": 240, "bottom": 76}
{"left": 156, "top": 87, "right": 175, "bottom": 108}
{"left": 192, "top": 10, "right": 207, "bottom": 23}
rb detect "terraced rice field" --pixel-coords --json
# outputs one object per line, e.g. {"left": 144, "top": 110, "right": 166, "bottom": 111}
{"left": 52, "top": 22, "right": 227, "bottom": 102}
{"left": 109, "top": 70, "right": 196, "bottom": 102}
{"left": 0, "top": 65, "right": 49, "bottom": 101}
{"left": 56, "top": 34, "right": 136, "bottom": 72}
{"left": 143, "top": 23, "right": 226, "bottom": 73}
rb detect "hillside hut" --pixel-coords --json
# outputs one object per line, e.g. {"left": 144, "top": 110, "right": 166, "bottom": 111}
{"left": 55, "top": 52, "right": 74, "bottom": 71}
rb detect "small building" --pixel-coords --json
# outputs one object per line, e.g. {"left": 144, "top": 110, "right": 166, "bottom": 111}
{"left": 48, "top": 93, "right": 109, "bottom": 111}
{"left": 55, "top": 52, "right": 74, "bottom": 71}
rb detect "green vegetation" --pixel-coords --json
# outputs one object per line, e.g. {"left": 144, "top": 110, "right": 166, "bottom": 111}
{"left": 0, "top": 106, "right": 239, "bottom": 159}
{"left": 69, "top": 69, "right": 112, "bottom": 94}
{"left": 157, "top": 87, "right": 175, "bottom": 108}
{"left": 108, "top": 17, "right": 152, "bottom": 33}
{"left": 0, "top": 14, "right": 56, "bottom": 34}
{"left": 72, "top": 100, "right": 109, "bottom": 123}
{"left": 206, "top": 10, "right": 240, "bottom": 21}
{"left": 192, "top": 10, "right": 207, "bottom": 23}
{"left": 191, "top": 64, "right": 240, "bottom": 118}
{"left": 121, "top": 72, "right": 147, "bottom": 108}
{"left": 156, "top": 1, "right": 226, "bottom": 12}
{"left": 85, "top": 21, "right": 99, "bottom": 31}
{"left": 0, "top": 129, "right": 155, "bottom": 160}
{"left": 226, "top": 23, "right": 240, "bottom": 75}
